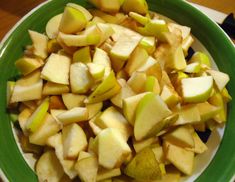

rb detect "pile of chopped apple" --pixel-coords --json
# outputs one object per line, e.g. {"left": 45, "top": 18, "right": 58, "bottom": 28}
{"left": 7, "top": 0, "right": 232, "bottom": 181}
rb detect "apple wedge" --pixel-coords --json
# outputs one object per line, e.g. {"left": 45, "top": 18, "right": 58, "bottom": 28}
{"left": 62, "top": 93, "right": 86, "bottom": 109}
{"left": 145, "top": 76, "right": 160, "bottom": 94}
{"left": 62, "top": 123, "right": 87, "bottom": 159}
{"left": 160, "top": 85, "right": 180, "bottom": 108}
{"left": 26, "top": 98, "right": 50, "bottom": 133}
{"left": 49, "top": 96, "right": 66, "bottom": 110}
{"left": 196, "top": 102, "right": 221, "bottom": 122}
{"left": 97, "top": 128, "right": 131, "bottom": 169}
{"left": 99, "top": 0, "right": 122, "bottom": 13}
{"left": 67, "top": 3, "right": 93, "bottom": 21}
{"left": 15, "top": 57, "right": 43, "bottom": 76}
{"left": 56, "top": 107, "right": 88, "bottom": 125}
{"left": 29, "top": 113, "right": 61, "bottom": 145}
{"left": 73, "top": 46, "right": 91, "bottom": 63}
{"left": 28, "top": 30, "right": 48, "bottom": 59}
{"left": 46, "top": 14, "right": 63, "bottom": 39}
{"left": 10, "top": 71, "right": 43, "bottom": 103}
{"left": 87, "top": 63, "right": 105, "bottom": 81}
{"left": 181, "top": 76, "right": 213, "bottom": 103}
{"left": 139, "top": 36, "right": 156, "bottom": 54}
{"left": 189, "top": 52, "right": 211, "bottom": 67}
{"left": 129, "top": 12, "right": 149, "bottom": 25}
{"left": 134, "top": 93, "right": 172, "bottom": 140}
{"left": 124, "top": 147, "right": 161, "bottom": 180}
{"left": 86, "top": 102, "right": 103, "bottom": 119}
{"left": 42, "top": 82, "right": 70, "bottom": 95}
{"left": 97, "top": 168, "right": 121, "bottom": 181}
{"left": 133, "top": 137, "right": 157, "bottom": 153}
{"left": 127, "top": 72, "right": 146, "bottom": 93}
{"left": 122, "top": 0, "right": 148, "bottom": 15}
{"left": 41, "top": 53, "right": 71, "bottom": 85}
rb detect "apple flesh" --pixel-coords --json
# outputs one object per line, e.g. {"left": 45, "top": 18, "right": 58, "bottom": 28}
{"left": 181, "top": 76, "right": 213, "bottom": 103}
{"left": 145, "top": 76, "right": 160, "bottom": 94}
{"left": 42, "top": 82, "right": 69, "bottom": 95}
{"left": 46, "top": 14, "right": 63, "bottom": 39}
{"left": 122, "top": 0, "right": 148, "bottom": 15}
{"left": 62, "top": 93, "right": 86, "bottom": 109}
{"left": 67, "top": 3, "right": 93, "bottom": 21}
{"left": 73, "top": 46, "right": 91, "bottom": 63}
{"left": 207, "top": 69, "right": 230, "bottom": 91}
{"left": 139, "top": 36, "right": 156, "bottom": 54}
{"left": 129, "top": 12, "right": 149, "bottom": 25}
{"left": 87, "top": 63, "right": 105, "bottom": 81}
{"left": 97, "top": 168, "right": 121, "bottom": 181}
{"left": 127, "top": 72, "right": 146, "bottom": 93}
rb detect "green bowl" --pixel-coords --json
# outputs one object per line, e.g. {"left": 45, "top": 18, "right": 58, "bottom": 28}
{"left": 0, "top": 0, "right": 235, "bottom": 181}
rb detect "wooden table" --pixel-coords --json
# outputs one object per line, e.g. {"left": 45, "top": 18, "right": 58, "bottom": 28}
{"left": 0, "top": 0, "right": 234, "bottom": 41}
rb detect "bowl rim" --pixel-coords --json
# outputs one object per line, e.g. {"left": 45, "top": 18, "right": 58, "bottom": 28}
{"left": 0, "top": 0, "right": 235, "bottom": 181}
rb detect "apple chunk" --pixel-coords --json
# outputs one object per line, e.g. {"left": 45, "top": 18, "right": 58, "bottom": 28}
{"left": 181, "top": 76, "right": 213, "bottom": 103}
{"left": 134, "top": 93, "right": 172, "bottom": 140}
{"left": 207, "top": 69, "right": 230, "bottom": 91}
{"left": 62, "top": 123, "right": 87, "bottom": 159}
{"left": 41, "top": 53, "right": 71, "bottom": 85}
{"left": 46, "top": 14, "right": 63, "bottom": 39}
{"left": 97, "top": 128, "right": 131, "bottom": 169}
{"left": 122, "top": 0, "right": 148, "bottom": 15}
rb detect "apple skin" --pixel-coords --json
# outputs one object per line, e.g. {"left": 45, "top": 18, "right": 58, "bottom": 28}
{"left": 181, "top": 76, "right": 213, "bottom": 103}
{"left": 73, "top": 46, "right": 91, "bottom": 63}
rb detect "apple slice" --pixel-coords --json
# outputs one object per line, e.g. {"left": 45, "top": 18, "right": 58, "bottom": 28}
{"left": 137, "top": 56, "right": 157, "bottom": 72}
{"left": 134, "top": 93, "right": 172, "bottom": 140}
{"left": 36, "top": 151, "right": 64, "bottom": 182}
{"left": 46, "top": 14, "right": 63, "bottom": 39}
{"left": 196, "top": 102, "right": 221, "bottom": 122}
{"left": 58, "top": 25, "right": 102, "bottom": 47}
{"left": 70, "top": 62, "right": 93, "bottom": 94}
{"left": 110, "top": 30, "right": 142, "bottom": 71}
{"left": 73, "top": 46, "right": 91, "bottom": 63}
{"left": 97, "top": 128, "right": 131, "bottom": 169}
{"left": 29, "top": 113, "right": 61, "bottom": 145}
{"left": 96, "top": 23, "right": 115, "bottom": 45}
{"left": 122, "top": 0, "right": 148, "bottom": 15}
{"left": 206, "top": 69, "right": 230, "bottom": 91}
{"left": 124, "top": 147, "right": 161, "bottom": 180}
{"left": 129, "top": 12, "right": 149, "bottom": 25}
{"left": 62, "top": 123, "right": 87, "bottom": 159}
{"left": 86, "top": 102, "right": 103, "bottom": 119}
{"left": 111, "top": 79, "right": 135, "bottom": 108}
{"left": 183, "top": 62, "right": 201, "bottom": 73}
{"left": 139, "top": 36, "right": 156, "bottom": 54}
{"left": 95, "top": 106, "right": 132, "bottom": 140}
{"left": 75, "top": 156, "right": 98, "bottom": 182}
{"left": 78, "top": 151, "right": 93, "bottom": 161}
{"left": 26, "top": 98, "right": 49, "bottom": 133}
{"left": 127, "top": 72, "right": 146, "bottom": 93}
{"left": 67, "top": 3, "right": 93, "bottom": 21}
{"left": 42, "top": 82, "right": 69, "bottom": 95}
{"left": 133, "top": 137, "right": 157, "bottom": 153}
{"left": 62, "top": 93, "right": 86, "bottom": 109}
{"left": 125, "top": 46, "right": 149, "bottom": 76}
{"left": 89, "top": 114, "right": 103, "bottom": 135}
{"left": 28, "top": 30, "right": 48, "bottom": 59}
{"left": 97, "top": 168, "right": 121, "bottom": 181}
{"left": 41, "top": 53, "right": 71, "bottom": 85}
{"left": 59, "top": 6, "right": 87, "bottom": 34}
{"left": 87, "top": 71, "right": 121, "bottom": 103}
{"left": 145, "top": 76, "right": 160, "bottom": 94}
{"left": 181, "top": 76, "right": 213, "bottom": 103}
{"left": 160, "top": 85, "right": 180, "bottom": 108}
{"left": 15, "top": 57, "right": 43, "bottom": 76}
{"left": 189, "top": 52, "right": 211, "bottom": 67}
{"left": 123, "top": 92, "right": 149, "bottom": 125}
{"left": 10, "top": 71, "right": 43, "bottom": 103}
{"left": 56, "top": 107, "right": 88, "bottom": 125}
{"left": 87, "top": 63, "right": 105, "bottom": 80}
{"left": 18, "top": 108, "right": 33, "bottom": 135}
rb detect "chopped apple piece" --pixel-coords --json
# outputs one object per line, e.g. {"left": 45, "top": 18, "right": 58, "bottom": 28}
{"left": 151, "top": 145, "right": 165, "bottom": 164}
{"left": 56, "top": 107, "right": 88, "bottom": 125}
{"left": 111, "top": 79, "right": 135, "bottom": 108}
{"left": 46, "top": 14, "right": 63, "bottom": 39}
{"left": 129, "top": 12, "right": 149, "bottom": 25}
{"left": 207, "top": 69, "right": 230, "bottom": 91}
{"left": 139, "top": 36, "right": 156, "bottom": 54}
{"left": 42, "top": 82, "right": 69, "bottom": 95}
{"left": 58, "top": 25, "right": 102, "bottom": 47}
{"left": 47, "top": 133, "right": 77, "bottom": 179}
{"left": 181, "top": 76, "right": 213, "bottom": 103}
{"left": 41, "top": 53, "right": 71, "bottom": 85}
{"left": 196, "top": 102, "right": 221, "bottom": 122}
{"left": 127, "top": 72, "right": 146, "bottom": 93}
{"left": 122, "top": 0, "right": 148, "bottom": 15}
{"left": 89, "top": 115, "right": 103, "bottom": 135}
{"left": 62, "top": 123, "right": 87, "bottom": 159}
{"left": 99, "top": 0, "right": 122, "bottom": 13}
{"left": 160, "top": 85, "right": 180, "bottom": 108}
{"left": 134, "top": 93, "right": 172, "bottom": 140}
{"left": 18, "top": 108, "right": 33, "bottom": 135}
{"left": 70, "top": 62, "right": 93, "bottom": 94}
{"left": 184, "top": 62, "right": 201, "bottom": 73}
{"left": 86, "top": 102, "right": 103, "bottom": 119}
{"left": 36, "top": 151, "right": 64, "bottom": 182}
{"left": 97, "top": 168, "right": 121, "bottom": 181}
{"left": 62, "top": 93, "right": 86, "bottom": 110}
{"left": 87, "top": 71, "right": 121, "bottom": 103}
{"left": 133, "top": 137, "right": 157, "bottom": 153}
{"left": 145, "top": 76, "right": 160, "bottom": 94}
{"left": 26, "top": 98, "right": 49, "bottom": 133}
{"left": 10, "top": 71, "right": 43, "bottom": 103}
{"left": 29, "top": 113, "right": 61, "bottom": 145}
{"left": 164, "top": 141, "right": 194, "bottom": 175}
{"left": 95, "top": 106, "right": 132, "bottom": 140}
{"left": 78, "top": 151, "right": 93, "bottom": 161}
{"left": 87, "top": 63, "right": 105, "bottom": 80}
{"left": 125, "top": 46, "right": 149, "bottom": 75}
{"left": 124, "top": 147, "right": 161, "bottom": 180}
{"left": 96, "top": 23, "right": 115, "bottom": 45}
{"left": 163, "top": 125, "right": 195, "bottom": 148}
{"left": 6, "top": 81, "right": 15, "bottom": 106}
{"left": 186, "top": 132, "right": 207, "bottom": 154}
{"left": 73, "top": 46, "right": 91, "bottom": 63}
{"left": 28, "top": 30, "right": 48, "bottom": 59}
{"left": 15, "top": 57, "right": 43, "bottom": 76}
{"left": 189, "top": 52, "right": 211, "bottom": 67}
{"left": 59, "top": 6, "right": 87, "bottom": 34}
{"left": 75, "top": 156, "right": 98, "bottom": 182}
{"left": 182, "top": 35, "right": 194, "bottom": 55}
{"left": 123, "top": 92, "right": 149, "bottom": 125}
{"left": 49, "top": 96, "right": 66, "bottom": 110}
{"left": 67, "top": 3, "right": 93, "bottom": 21}
{"left": 97, "top": 128, "right": 131, "bottom": 169}
{"left": 110, "top": 30, "right": 142, "bottom": 71}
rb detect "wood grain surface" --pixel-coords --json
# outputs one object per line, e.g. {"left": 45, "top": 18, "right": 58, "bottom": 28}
{"left": 0, "top": 0, "right": 234, "bottom": 40}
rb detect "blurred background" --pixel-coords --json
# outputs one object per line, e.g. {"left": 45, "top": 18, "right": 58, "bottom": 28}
{"left": 0, "top": 0, "right": 234, "bottom": 40}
